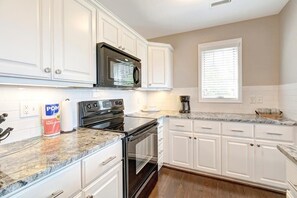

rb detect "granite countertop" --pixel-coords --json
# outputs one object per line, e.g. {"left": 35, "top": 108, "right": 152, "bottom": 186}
{"left": 277, "top": 145, "right": 297, "bottom": 166}
{"left": 127, "top": 111, "right": 297, "bottom": 126}
{"left": 0, "top": 128, "right": 124, "bottom": 197}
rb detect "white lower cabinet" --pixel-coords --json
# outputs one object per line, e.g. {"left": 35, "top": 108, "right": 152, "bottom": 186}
{"left": 169, "top": 131, "right": 193, "bottom": 169}
{"left": 158, "top": 118, "right": 164, "bottom": 171}
{"left": 83, "top": 162, "right": 123, "bottom": 198}
{"left": 222, "top": 136, "right": 254, "bottom": 181}
{"left": 13, "top": 162, "right": 82, "bottom": 198}
{"left": 193, "top": 134, "right": 221, "bottom": 175}
{"left": 255, "top": 140, "right": 291, "bottom": 188}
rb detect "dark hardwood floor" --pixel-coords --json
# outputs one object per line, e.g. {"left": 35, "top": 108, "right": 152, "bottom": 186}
{"left": 149, "top": 167, "right": 285, "bottom": 198}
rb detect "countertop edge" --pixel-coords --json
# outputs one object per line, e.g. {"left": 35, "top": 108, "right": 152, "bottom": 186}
{"left": 277, "top": 145, "right": 297, "bottom": 166}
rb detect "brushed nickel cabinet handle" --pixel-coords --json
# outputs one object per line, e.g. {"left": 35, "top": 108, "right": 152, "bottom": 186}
{"left": 50, "top": 190, "right": 64, "bottom": 198}
{"left": 201, "top": 127, "right": 212, "bottom": 130}
{"left": 101, "top": 156, "right": 117, "bottom": 166}
{"left": 55, "top": 69, "right": 62, "bottom": 74}
{"left": 231, "top": 129, "right": 244, "bottom": 133}
{"left": 44, "top": 67, "right": 51, "bottom": 73}
{"left": 175, "top": 125, "right": 184, "bottom": 127}
{"left": 266, "top": 132, "right": 282, "bottom": 136}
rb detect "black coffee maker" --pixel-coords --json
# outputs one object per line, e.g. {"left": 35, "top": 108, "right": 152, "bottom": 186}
{"left": 179, "top": 96, "right": 190, "bottom": 113}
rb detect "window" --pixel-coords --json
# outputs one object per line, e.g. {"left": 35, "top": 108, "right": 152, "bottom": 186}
{"left": 198, "top": 38, "right": 242, "bottom": 103}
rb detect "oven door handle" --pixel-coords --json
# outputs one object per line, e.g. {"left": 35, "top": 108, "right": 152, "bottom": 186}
{"left": 127, "top": 123, "right": 157, "bottom": 142}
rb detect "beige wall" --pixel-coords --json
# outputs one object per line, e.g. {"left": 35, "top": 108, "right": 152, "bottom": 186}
{"left": 280, "top": 0, "right": 297, "bottom": 85}
{"left": 150, "top": 16, "right": 280, "bottom": 88}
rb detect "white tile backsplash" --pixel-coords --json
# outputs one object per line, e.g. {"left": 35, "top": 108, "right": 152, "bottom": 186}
{"left": 0, "top": 84, "right": 293, "bottom": 145}
{"left": 146, "top": 86, "right": 279, "bottom": 114}
{"left": 279, "top": 83, "right": 297, "bottom": 120}
{"left": 0, "top": 86, "right": 147, "bottom": 144}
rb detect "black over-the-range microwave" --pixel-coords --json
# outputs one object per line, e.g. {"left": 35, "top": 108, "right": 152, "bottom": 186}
{"left": 94, "top": 42, "right": 141, "bottom": 89}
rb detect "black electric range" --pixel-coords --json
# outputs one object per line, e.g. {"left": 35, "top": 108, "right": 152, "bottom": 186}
{"left": 78, "top": 99, "right": 158, "bottom": 198}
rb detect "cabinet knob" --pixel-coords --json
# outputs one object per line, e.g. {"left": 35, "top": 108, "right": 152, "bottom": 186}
{"left": 250, "top": 143, "right": 254, "bottom": 147}
{"left": 55, "top": 69, "right": 62, "bottom": 74}
{"left": 122, "top": 47, "right": 125, "bottom": 50}
{"left": 194, "top": 137, "right": 197, "bottom": 140}
{"left": 44, "top": 67, "right": 51, "bottom": 73}
{"left": 118, "top": 45, "right": 122, "bottom": 49}
{"left": 257, "top": 144, "right": 261, "bottom": 147}
{"left": 189, "top": 137, "right": 192, "bottom": 139}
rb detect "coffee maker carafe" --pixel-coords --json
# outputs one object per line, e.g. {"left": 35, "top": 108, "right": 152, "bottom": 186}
{"left": 179, "top": 96, "right": 190, "bottom": 113}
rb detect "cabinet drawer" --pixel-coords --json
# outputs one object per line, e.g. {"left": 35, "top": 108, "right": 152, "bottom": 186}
{"left": 222, "top": 122, "right": 254, "bottom": 138}
{"left": 169, "top": 119, "right": 192, "bottom": 132}
{"left": 255, "top": 125, "right": 294, "bottom": 142}
{"left": 194, "top": 120, "right": 221, "bottom": 134}
{"left": 83, "top": 162, "right": 123, "bottom": 198}
{"left": 14, "top": 163, "right": 81, "bottom": 198}
{"left": 82, "top": 141, "right": 122, "bottom": 187}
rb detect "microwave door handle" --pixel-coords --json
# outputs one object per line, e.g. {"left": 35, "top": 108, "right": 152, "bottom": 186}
{"left": 133, "top": 67, "right": 140, "bottom": 84}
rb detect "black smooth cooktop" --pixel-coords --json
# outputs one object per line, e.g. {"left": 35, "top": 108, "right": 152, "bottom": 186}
{"left": 88, "top": 116, "right": 157, "bottom": 135}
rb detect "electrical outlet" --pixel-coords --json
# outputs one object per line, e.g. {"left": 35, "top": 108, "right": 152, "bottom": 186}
{"left": 250, "top": 96, "right": 256, "bottom": 104}
{"left": 257, "top": 96, "right": 263, "bottom": 104}
{"left": 20, "top": 102, "right": 39, "bottom": 118}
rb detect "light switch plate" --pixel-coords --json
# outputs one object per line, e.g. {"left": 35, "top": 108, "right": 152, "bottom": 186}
{"left": 20, "top": 102, "right": 39, "bottom": 118}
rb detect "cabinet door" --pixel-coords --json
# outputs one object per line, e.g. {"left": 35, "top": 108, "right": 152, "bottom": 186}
{"left": 255, "top": 140, "right": 291, "bottom": 189}
{"left": 148, "top": 46, "right": 167, "bottom": 88}
{"left": 169, "top": 131, "right": 193, "bottom": 169}
{"left": 83, "top": 162, "right": 123, "bottom": 198}
{"left": 193, "top": 134, "right": 221, "bottom": 175}
{"left": 136, "top": 40, "right": 148, "bottom": 88}
{"left": 98, "top": 11, "right": 121, "bottom": 49}
{"left": 53, "top": 0, "right": 96, "bottom": 83}
{"left": 222, "top": 137, "right": 254, "bottom": 181}
{"left": 121, "top": 28, "right": 137, "bottom": 56}
{"left": 0, "top": 0, "right": 51, "bottom": 79}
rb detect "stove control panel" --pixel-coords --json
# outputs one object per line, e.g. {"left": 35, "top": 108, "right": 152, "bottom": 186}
{"left": 78, "top": 99, "right": 124, "bottom": 126}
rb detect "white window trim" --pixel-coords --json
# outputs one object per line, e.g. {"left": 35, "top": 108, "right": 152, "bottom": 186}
{"left": 198, "top": 38, "right": 242, "bottom": 103}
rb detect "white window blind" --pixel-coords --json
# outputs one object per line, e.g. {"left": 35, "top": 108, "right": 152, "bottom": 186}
{"left": 199, "top": 39, "right": 242, "bottom": 102}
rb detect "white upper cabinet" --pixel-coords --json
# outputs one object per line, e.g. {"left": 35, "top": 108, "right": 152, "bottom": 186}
{"left": 0, "top": 0, "right": 96, "bottom": 85}
{"left": 97, "top": 11, "right": 121, "bottom": 49}
{"left": 136, "top": 39, "right": 148, "bottom": 88}
{"left": 148, "top": 42, "right": 173, "bottom": 89}
{"left": 53, "top": 0, "right": 96, "bottom": 83}
{"left": 97, "top": 11, "right": 137, "bottom": 56}
{"left": 0, "top": 0, "right": 51, "bottom": 79}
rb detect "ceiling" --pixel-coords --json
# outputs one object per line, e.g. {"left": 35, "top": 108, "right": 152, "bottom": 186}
{"left": 97, "top": 0, "right": 289, "bottom": 39}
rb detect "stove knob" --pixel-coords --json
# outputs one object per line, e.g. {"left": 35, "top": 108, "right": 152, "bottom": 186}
{"left": 93, "top": 103, "right": 98, "bottom": 107}
{"left": 117, "top": 101, "right": 123, "bottom": 105}
{"left": 87, "top": 104, "right": 92, "bottom": 109}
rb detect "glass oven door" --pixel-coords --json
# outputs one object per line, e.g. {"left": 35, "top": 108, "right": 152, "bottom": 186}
{"left": 127, "top": 123, "right": 158, "bottom": 197}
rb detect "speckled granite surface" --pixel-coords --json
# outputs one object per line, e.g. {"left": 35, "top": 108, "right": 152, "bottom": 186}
{"left": 127, "top": 111, "right": 297, "bottom": 126}
{"left": 0, "top": 128, "right": 124, "bottom": 197}
{"left": 278, "top": 145, "right": 297, "bottom": 166}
